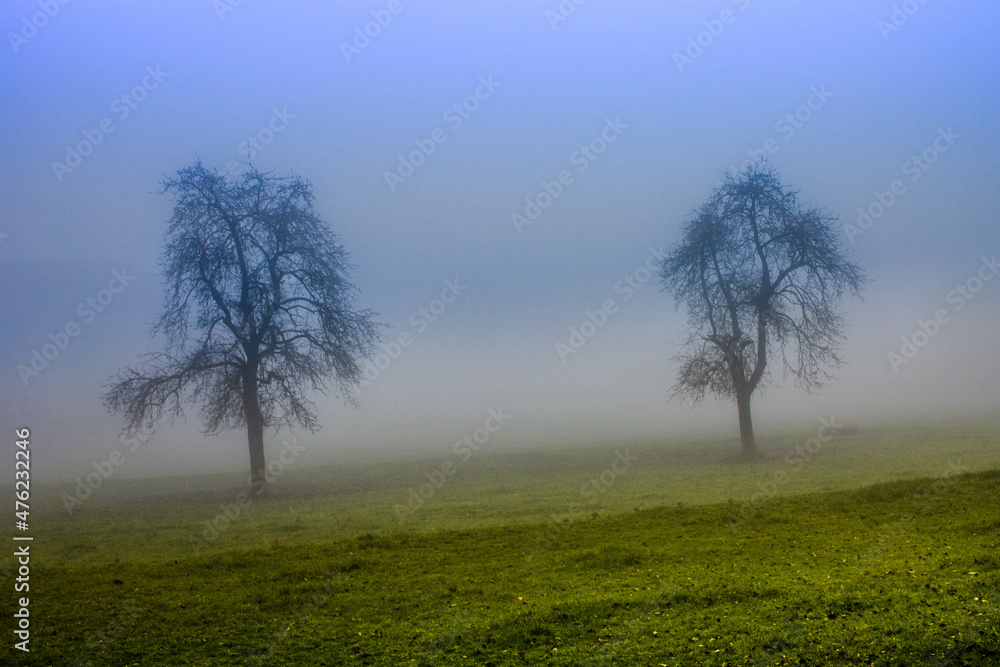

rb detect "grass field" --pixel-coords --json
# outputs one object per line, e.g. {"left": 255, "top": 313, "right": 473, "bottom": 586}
{"left": 9, "top": 420, "right": 1000, "bottom": 665}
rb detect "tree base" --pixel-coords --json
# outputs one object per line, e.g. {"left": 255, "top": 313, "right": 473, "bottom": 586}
{"left": 250, "top": 470, "right": 269, "bottom": 496}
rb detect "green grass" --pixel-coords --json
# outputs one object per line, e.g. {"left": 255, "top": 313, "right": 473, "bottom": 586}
{"left": 9, "top": 421, "right": 1000, "bottom": 665}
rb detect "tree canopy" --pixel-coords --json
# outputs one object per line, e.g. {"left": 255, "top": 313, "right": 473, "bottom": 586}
{"left": 105, "top": 163, "right": 381, "bottom": 483}
{"left": 659, "top": 163, "right": 866, "bottom": 455}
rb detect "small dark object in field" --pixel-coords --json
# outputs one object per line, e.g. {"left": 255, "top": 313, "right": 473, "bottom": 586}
{"left": 113, "top": 579, "right": 124, "bottom": 585}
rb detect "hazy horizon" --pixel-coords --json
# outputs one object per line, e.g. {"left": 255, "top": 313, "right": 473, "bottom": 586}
{"left": 3, "top": 0, "right": 998, "bottom": 482}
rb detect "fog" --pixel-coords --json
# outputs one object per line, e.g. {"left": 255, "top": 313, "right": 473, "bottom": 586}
{"left": 2, "top": 0, "right": 998, "bottom": 481}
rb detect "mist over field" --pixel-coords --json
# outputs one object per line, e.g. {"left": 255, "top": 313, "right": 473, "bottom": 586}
{"left": 1, "top": 0, "right": 998, "bottom": 483}
{"left": 4, "top": 4, "right": 1000, "bottom": 665}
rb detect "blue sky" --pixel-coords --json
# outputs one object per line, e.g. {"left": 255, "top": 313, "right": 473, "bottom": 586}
{"left": 2, "top": 0, "right": 998, "bottom": 479}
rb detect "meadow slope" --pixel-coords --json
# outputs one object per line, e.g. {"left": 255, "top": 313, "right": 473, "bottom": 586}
{"left": 10, "top": 424, "right": 1000, "bottom": 665}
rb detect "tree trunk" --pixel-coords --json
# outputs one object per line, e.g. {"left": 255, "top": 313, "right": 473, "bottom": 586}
{"left": 735, "top": 387, "right": 756, "bottom": 459}
{"left": 243, "top": 368, "right": 267, "bottom": 490}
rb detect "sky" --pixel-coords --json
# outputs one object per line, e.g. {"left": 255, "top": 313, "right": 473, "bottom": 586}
{"left": 1, "top": 0, "right": 998, "bottom": 481}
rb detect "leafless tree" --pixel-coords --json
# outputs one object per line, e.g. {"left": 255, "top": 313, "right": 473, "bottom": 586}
{"left": 104, "top": 163, "right": 381, "bottom": 485}
{"left": 658, "top": 163, "right": 866, "bottom": 457}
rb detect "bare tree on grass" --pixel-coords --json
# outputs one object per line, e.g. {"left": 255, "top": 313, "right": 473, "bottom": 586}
{"left": 658, "top": 163, "right": 866, "bottom": 458}
{"left": 104, "top": 163, "right": 380, "bottom": 486}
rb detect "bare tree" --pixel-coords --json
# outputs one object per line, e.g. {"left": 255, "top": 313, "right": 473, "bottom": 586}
{"left": 658, "top": 163, "right": 866, "bottom": 458}
{"left": 104, "top": 163, "right": 381, "bottom": 485}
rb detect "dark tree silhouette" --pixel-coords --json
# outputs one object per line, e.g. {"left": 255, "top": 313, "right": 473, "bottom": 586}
{"left": 658, "top": 163, "right": 866, "bottom": 458}
{"left": 104, "top": 163, "right": 380, "bottom": 485}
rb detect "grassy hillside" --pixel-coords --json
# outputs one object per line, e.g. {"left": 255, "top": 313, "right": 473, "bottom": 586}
{"left": 11, "top": 425, "right": 1000, "bottom": 665}
{"left": 27, "top": 420, "right": 1000, "bottom": 568}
